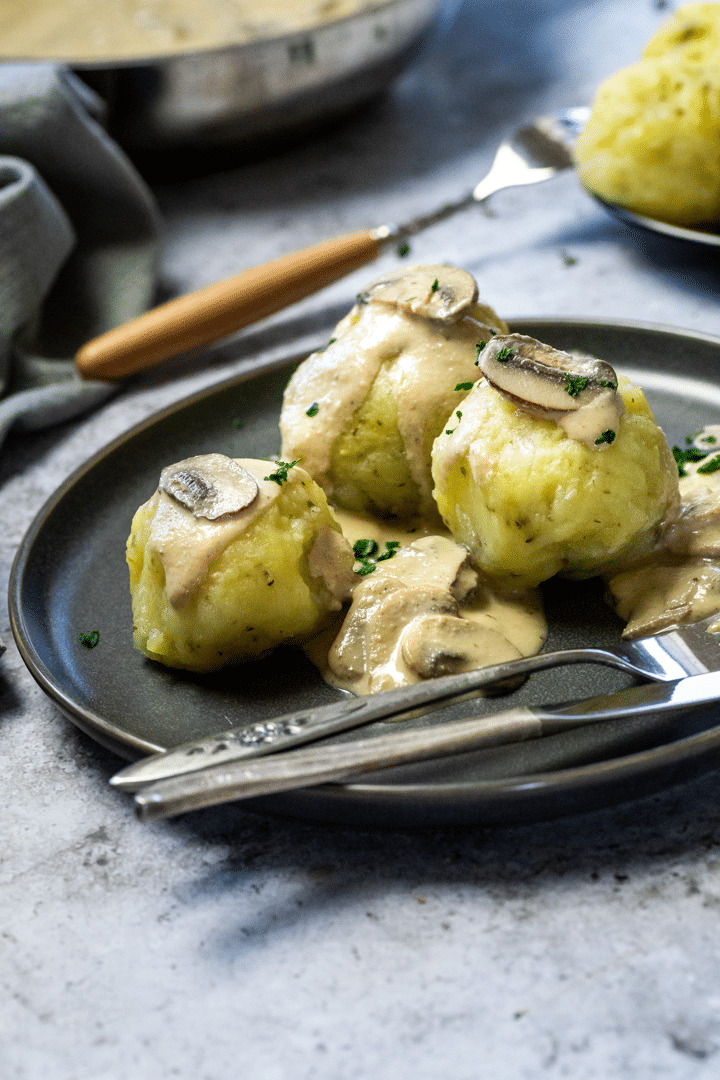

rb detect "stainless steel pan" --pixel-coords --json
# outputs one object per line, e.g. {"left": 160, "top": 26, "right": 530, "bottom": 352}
{"left": 70, "top": 0, "right": 444, "bottom": 153}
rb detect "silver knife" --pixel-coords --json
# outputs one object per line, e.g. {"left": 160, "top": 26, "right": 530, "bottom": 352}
{"left": 132, "top": 670, "right": 720, "bottom": 821}
{"left": 110, "top": 612, "right": 720, "bottom": 793}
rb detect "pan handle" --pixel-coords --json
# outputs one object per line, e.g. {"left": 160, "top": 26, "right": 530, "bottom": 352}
{"left": 75, "top": 228, "right": 384, "bottom": 380}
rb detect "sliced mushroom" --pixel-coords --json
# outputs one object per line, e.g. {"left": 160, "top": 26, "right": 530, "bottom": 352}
{"left": 357, "top": 264, "right": 478, "bottom": 322}
{"left": 328, "top": 579, "right": 457, "bottom": 682}
{"left": 307, "top": 527, "right": 356, "bottom": 606}
{"left": 477, "top": 333, "right": 624, "bottom": 446}
{"left": 159, "top": 454, "right": 259, "bottom": 519}
{"left": 401, "top": 615, "right": 523, "bottom": 678}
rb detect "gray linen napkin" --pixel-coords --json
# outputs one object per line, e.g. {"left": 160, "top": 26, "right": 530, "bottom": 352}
{"left": 0, "top": 63, "right": 161, "bottom": 448}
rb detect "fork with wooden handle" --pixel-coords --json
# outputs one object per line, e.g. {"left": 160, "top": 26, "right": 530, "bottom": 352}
{"left": 76, "top": 109, "right": 586, "bottom": 381}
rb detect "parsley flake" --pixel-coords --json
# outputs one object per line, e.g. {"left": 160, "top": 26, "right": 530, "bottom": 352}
{"left": 317, "top": 337, "right": 336, "bottom": 353}
{"left": 600, "top": 380, "right": 618, "bottom": 390}
{"left": 264, "top": 459, "right": 300, "bottom": 485}
{"left": 454, "top": 382, "right": 473, "bottom": 392}
{"left": 397, "top": 242, "right": 410, "bottom": 257}
{"left": 565, "top": 374, "right": 589, "bottom": 398}
{"left": 698, "top": 454, "right": 720, "bottom": 475}
{"left": 431, "top": 279, "right": 439, "bottom": 292}
{"left": 595, "top": 429, "right": 616, "bottom": 445}
{"left": 495, "top": 347, "right": 514, "bottom": 364}
{"left": 305, "top": 402, "right": 320, "bottom": 417}
{"left": 353, "top": 538, "right": 379, "bottom": 560}
{"left": 672, "top": 445, "right": 707, "bottom": 476}
{"left": 355, "top": 539, "right": 401, "bottom": 572}
{"left": 79, "top": 630, "right": 99, "bottom": 649}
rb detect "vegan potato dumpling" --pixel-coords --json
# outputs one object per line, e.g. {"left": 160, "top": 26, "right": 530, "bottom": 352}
{"left": 127, "top": 455, "right": 354, "bottom": 672}
{"left": 643, "top": 3, "right": 720, "bottom": 66}
{"left": 279, "top": 264, "right": 507, "bottom": 521}
{"left": 431, "top": 336, "right": 679, "bottom": 588}
{"left": 574, "top": 56, "right": 720, "bottom": 226}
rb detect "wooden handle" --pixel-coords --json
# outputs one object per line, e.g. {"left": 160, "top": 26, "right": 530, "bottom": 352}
{"left": 75, "top": 228, "right": 382, "bottom": 380}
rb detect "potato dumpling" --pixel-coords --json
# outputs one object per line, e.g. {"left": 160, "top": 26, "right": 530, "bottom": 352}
{"left": 279, "top": 264, "right": 507, "bottom": 521}
{"left": 431, "top": 335, "right": 679, "bottom": 588}
{"left": 574, "top": 56, "right": 720, "bottom": 226}
{"left": 643, "top": 2, "right": 720, "bottom": 65}
{"left": 127, "top": 455, "right": 354, "bottom": 672}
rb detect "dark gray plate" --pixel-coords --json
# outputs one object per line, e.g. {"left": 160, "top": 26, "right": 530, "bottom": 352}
{"left": 10, "top": 318, "right": 720, "bottom": 827}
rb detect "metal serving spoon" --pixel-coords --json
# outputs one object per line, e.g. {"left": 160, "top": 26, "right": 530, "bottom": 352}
{"left": 75, "top": 107, "right": 588, "bottom": 380}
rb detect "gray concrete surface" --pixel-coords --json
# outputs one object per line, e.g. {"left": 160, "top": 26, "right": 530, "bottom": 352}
{"left": 4, "top": 2, "right": 720, "bottom": 1077}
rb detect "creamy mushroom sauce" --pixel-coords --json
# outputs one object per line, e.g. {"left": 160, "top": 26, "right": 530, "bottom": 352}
{"left": 607, "top": 425, "right": 720, "bottom": 637}
{"left": 304, "top": 511, "right": 547, "bottom": 695}
{"left": 280, "top": 265, "right": 506, "bottom": 510}
{"left": 1, "top": 0, "right": 375, "bottom": 60}
{"left": 147, "top": 456, "right": 301, "bottom": 607}
{"left": 477, "top": 334, "right": 624, "bottom": 447}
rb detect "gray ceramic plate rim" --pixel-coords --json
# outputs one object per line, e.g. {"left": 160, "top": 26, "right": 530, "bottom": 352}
{"left": 10, "top": 316, "right": 720, "bottom": 826}
{"left": 594, "top": 194, "right": 720, "bottom": 248}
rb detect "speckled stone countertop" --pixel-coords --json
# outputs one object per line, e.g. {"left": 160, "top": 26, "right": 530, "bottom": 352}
{"left": 4, "top": 2, "right": 720, "bottom": 1077}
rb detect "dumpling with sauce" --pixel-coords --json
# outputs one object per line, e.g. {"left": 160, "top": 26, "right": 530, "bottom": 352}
{"left": 127, "top": 455, "right": 355, "bottom": 672}
{"left": 431, "top": 334, "right": 679, "bottom": 587}
{"left": 279, "top": 264, "right": 507, "bottom": 521}
{"left": 607, "top": 428, "right": 720, "bottom": 638}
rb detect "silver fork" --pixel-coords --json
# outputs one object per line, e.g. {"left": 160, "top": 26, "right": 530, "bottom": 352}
{"left": 112, "top": 612, "right": 720, "bottom": 792}
{"left": 76, "top": 108, "right": 589, "bottom": 379}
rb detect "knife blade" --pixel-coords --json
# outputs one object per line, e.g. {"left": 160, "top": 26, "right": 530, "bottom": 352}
{"left": 131, "top": 670, "right": 720, "bottom": 821}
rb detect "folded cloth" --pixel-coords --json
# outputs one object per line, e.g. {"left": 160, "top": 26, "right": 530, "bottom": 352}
{"left": 0, "top": 63, "right": 161, "bottom": 449}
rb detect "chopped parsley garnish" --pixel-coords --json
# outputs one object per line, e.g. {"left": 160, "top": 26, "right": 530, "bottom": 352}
{"left": 355, "top": 562, "right": 377, "bottom": 576}
{"left": 431, "top": 279, "right": 439, "bottom": 292}
{"left": 353, "top": 538, "right": 378, "bottom": 560}
{"left": 595, "top": 429, "right": 616, "bottom": 445}
{"left": 353, "top": 538, "right": 401, "bottom": 575}
{"left": 454, "top": 382, "right": 474, "bottom": 391}
{"left": 445, "top": 429, "right": 455, "bottom": 435}
{"left": 565, "top": 374, "right": 589, "bottom": 398}
{"left": 672, "top": 445, "right": 707, "bottom": 476}
{"left": 79, "top": 631, "right": 99, "bottom": 649}
{"left": 475, "top": 341, "right": 486, "bottom": 362}
{"left": 697, "top": 454, "right": 720, "bottom": 475}
{"left": 495, "top": 347, "right": 514, "bottom": 364}
{"left": 600, "top": 380, "right": 618, "bottom": 390}
{"left": 264, "top": 459, "right": 300, "bottom": 485}
{"left": 317, "top": 338, "right": 336, "bottom": 353}
{"left": 397, "top": 242, "right": 410, "bottom": 257}
{"left": 305, "top": 402, "right": 320, "bottom": 417}
{"left": 562, "top": 252, "right": 577, "bottom": 267}
{"left": 456, "top": 411, "right": 462, "bottom": 421}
